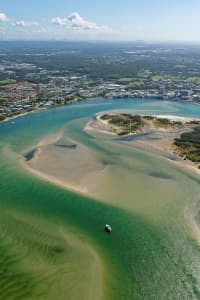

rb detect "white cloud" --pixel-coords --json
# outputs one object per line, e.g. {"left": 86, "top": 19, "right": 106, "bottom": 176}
{"left": 0, "top": 12, "right": 9, "bottom": 23}
{"left": 51, "top": 17, "right": 68, "bottom": 26}
{"left": 15, "top": 20, "right": 26, "bottom": 27}
{"left": 15, "top": 20, "right": 39, "bottom": 27}
{"left": 52, "top": 12, "right": 108, "bottom": 31}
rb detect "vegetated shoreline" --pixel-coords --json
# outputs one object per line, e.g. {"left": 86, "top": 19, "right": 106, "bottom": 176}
{"left": 85, "top": 111, "right": 200, "bottom": 177}
{"left": 86, "top": 111, "right": 200, "bottom": 134}
{"left": 1, "top": 96, "right": 200, "bottom": 125}
{"left": 0, "top": 105, "right": 55, "bottom": 124}
{"left": 0, "top": 97, "right": 83, "bottom": 124}
{"left": 18, "top": 111, "right": 200, "bottom": 203}
{"left": 0, "top": 96, "right": 103, "bottom": 125}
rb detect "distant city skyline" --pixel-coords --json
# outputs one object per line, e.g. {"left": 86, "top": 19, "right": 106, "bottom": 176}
{"left": 1, "top": 0, "right": 200, "bottom": 42}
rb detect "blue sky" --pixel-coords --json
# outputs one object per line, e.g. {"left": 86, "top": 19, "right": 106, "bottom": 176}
{"left": 0, "top": 0, "right": 200, "bottom": 41}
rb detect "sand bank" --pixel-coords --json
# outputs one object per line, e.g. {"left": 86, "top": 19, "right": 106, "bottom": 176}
{"left": 21, "top": 134, "right": 107, "bottom": 196}
{"left": 85, "top": 111, "right": 199, "bottom": 136}
{"left": 85, "top": 117, "right": 117, "bottom": 136}
{"left": 129, "top": 138, "right": 200, "bottom": 177}
{"left": 85, "top": 112, "right": 200, "bottom": 177}
{"left": 20, "top": 112, "right": 200, "bottom": 207}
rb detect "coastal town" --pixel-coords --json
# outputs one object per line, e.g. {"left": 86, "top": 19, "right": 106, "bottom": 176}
{"left": 2, "top": 1, "right": 200, "bottom": 297}
{"left": 1, "top": 42, "right": 200, "bottom": 121}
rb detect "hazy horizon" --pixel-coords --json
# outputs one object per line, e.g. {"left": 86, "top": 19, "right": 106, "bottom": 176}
{"left": 1, "top": 0, "right": 200, "bottom": 42}
{"left": 1, "top": 39, "right": 200, "bottom": 46}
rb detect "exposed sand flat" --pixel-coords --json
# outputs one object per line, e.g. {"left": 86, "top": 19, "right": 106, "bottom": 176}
{"left": 21, "top": 112, "right": 200, "bottom": 203}
{"left": 172, "top": 160, "right": 200, "bottom": 176}
{"left": 85, "top": 117, "right": 117, "bottom": 136}
{"left": 130, "top": 138, "right": 200, "bottom": 177}
{"left": 152, "top": 114, "right": 200, "bottom": 123}
{"left": 37, "top": 131, "right": 63, "bottom": 147}
{"left": 85, "top": 111, "right": 200, "bottom": 178}
{"left": 21, "top": 135, "right": 107, "bottom": 196}
{"left": 21, "top": 160, "right": 89, "bottom": 194}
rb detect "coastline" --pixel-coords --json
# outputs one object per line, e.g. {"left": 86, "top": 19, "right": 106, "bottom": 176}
{"left": 85, "top": 111, "right": 199, "bottom": 135}
{"left": 1, "top": 96, "right": 200, "bottom": 126}
{"left": 19, "top": 114, "right": 200, "bottom": 205}
{"left": 1, "top": 110, "right": 35, "bottom": 124}
{"left": 85, "top": 112, "right": 200, "bottom": 177}
{"left": 0, "top": 99, "right": 81, "bottom": 124}
{"left": 129, "top": 138, "right": 200, "bottom": 177}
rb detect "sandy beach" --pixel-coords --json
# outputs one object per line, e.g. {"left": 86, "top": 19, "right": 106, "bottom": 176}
{"left": 85, "top": 116, "right": 117, "bottom": 136}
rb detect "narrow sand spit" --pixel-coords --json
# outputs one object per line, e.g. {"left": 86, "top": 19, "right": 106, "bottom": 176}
{"left": 85, "top": 117, "right": 116, "bottom": 136}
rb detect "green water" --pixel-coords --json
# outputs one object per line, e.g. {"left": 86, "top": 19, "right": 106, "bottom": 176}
{"left": 1, "top": 98, "right": 200, "bottom": 299}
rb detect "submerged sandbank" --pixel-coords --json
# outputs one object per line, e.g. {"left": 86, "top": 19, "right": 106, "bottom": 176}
{"left": 17, "top": 109, "right": 200, "bottom": 222}
{"left": 20, "top": 111, "right": 200, "bottom": 204}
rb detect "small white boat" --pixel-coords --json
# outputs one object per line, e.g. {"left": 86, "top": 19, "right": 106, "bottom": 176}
{"left": 105, "top": 224, "right": 112, "bottom": 233}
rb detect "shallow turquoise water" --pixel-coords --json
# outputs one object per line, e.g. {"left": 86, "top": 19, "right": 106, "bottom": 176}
{"left": 1, "top": 98, "right": 200, "bottom": 299}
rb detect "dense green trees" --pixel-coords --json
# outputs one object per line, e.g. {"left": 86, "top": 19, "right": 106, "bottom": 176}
{"left": 174, "top": 127, "right": 200, "bottom": 162}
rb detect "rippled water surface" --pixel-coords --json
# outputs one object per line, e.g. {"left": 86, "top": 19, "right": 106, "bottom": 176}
{"left": 1, "top": 98, "right": 200, "bottom": 300}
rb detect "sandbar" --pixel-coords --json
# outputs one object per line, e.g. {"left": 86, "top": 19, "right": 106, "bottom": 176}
{"left": 21, "top": 134, "right": 107, "bottom": 196}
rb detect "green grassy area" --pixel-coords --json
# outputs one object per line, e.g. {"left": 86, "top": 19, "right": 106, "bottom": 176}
{"left": 166, "top": 75, "right": 181, "bottom": 80}
{"left": 152, "top": 75, "right": 163, "bottom": 81}
{"left": 175, "top": 64, "right": 185, "bottom": 69}
{"left": 101, "top": 113, "right": 144, "bottom": 135}
{"left": 0, "top": 79, "right": 17, "bottom": 86}
{"left": 117, "top": 77, "right": 145, "bottom": 88}
{"left": 152, "top": 117, "right": 185, "bottom": 129}
{"left": 128, "top": 81, "right": 145, "bottom": 88}
{"left": 187, "top": 77, "right": 200, "bottom": 82}
{"left": 118, "top": 77, "right": 136, "bottom": 83}
{"left": 100, "top": 114, "right": 193, "bottom": 135}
